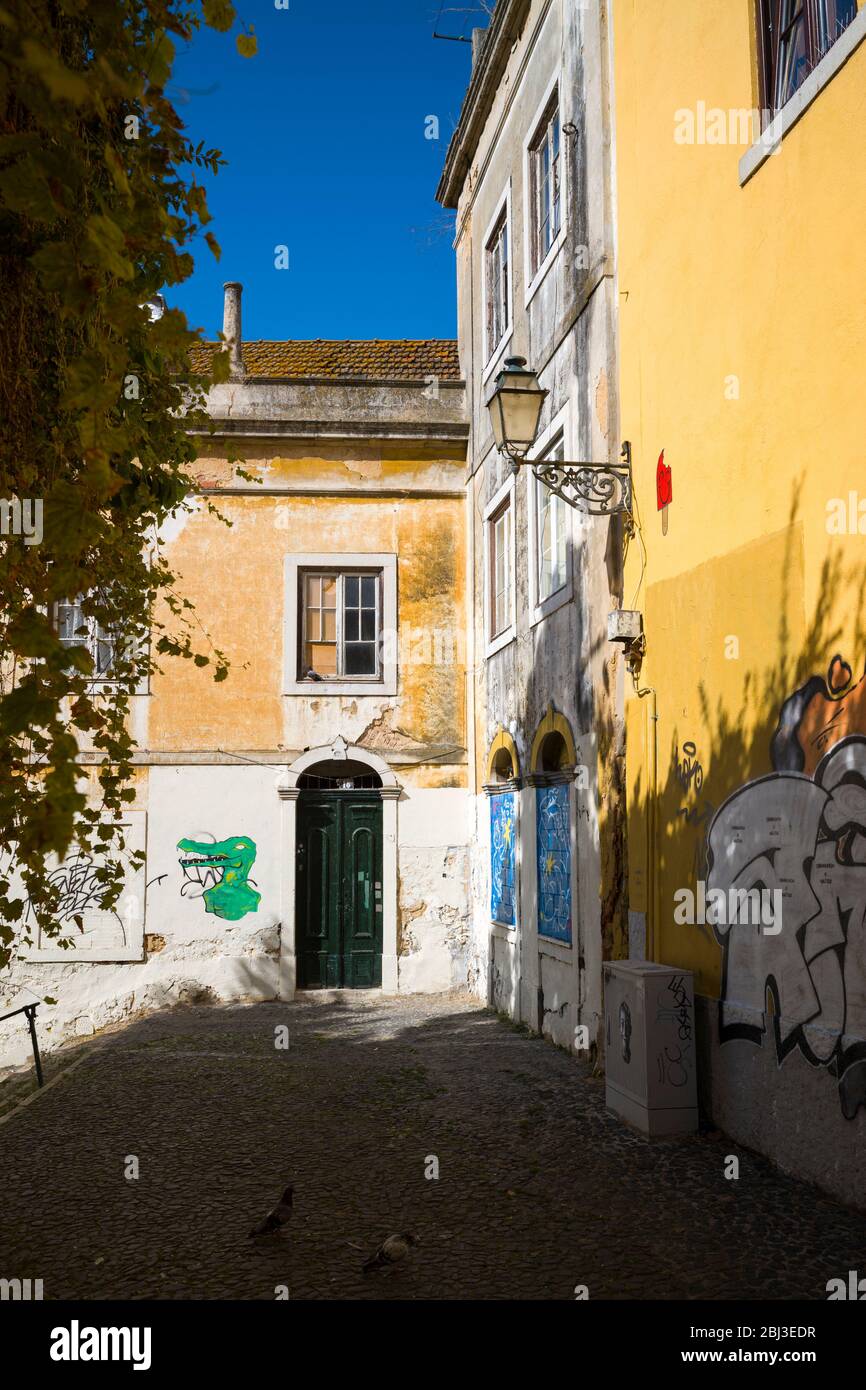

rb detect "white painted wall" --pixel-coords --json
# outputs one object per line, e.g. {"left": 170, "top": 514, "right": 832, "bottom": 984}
{"left": 0, "top": 770, "right": 476, "bottom": 1070}
{"left": 397, "top": 787, "right": 473, "bottom": 994}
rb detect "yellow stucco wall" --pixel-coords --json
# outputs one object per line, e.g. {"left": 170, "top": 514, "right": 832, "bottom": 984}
{"left": 149, "top": 452, "right": 467, "bottom": 789}
{"left": 614, "top": 0, "right": 866, "bottom": 995}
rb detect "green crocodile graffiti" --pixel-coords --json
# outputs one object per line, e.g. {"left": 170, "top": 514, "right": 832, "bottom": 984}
{"left": 177, "top": 835, "right": 261, "bottom": 921}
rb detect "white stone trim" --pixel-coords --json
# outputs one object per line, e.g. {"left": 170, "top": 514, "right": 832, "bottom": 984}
{"left": 523, "top": 65, "right": 568, "bottom": 307}
{"left": 483, "top": 471, "right": 517, "bottom": 659}
{"left": 526, "top": 402, "right": 575, "bottom": 626}
{"left": 739, "top": 6, "right": 866, "bottom": 185}
{"left": 282, "top": 552, "right": 397, "bottom": 696}
{"left": 480, "top": 181, "right": 514, "bottom": 384}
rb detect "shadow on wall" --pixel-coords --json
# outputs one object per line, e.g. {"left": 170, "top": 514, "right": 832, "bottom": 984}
{"left": 626, "top": 486, "right": 866, "bottom": 1126}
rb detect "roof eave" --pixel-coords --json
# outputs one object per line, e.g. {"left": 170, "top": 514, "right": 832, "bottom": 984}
{"left": 435, "top": 0, "right": 531, "bottom": 210}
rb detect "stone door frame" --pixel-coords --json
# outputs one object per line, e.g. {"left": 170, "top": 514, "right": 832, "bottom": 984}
{"left": 277, "top": 740, "right": 400, "bottom": 997}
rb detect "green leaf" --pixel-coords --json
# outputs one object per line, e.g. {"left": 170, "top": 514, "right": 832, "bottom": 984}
{"left": 236, "top": 27, "right": 257, "bottom": 58}
{"left": 0, "top": 0, "right": 239, "bottom": 971}
{"left": 0, "top": 160, "right": 61, "bottom": 222}
{"left": 203, "top": 0, "right": 236, "bottom": 33}
{"left": 21, "top": 39, "right": 91, "bottom": 104}
{"left": 6, "top": 608, "right": 57, "bottom": 658}
{"left": 83, "top": 214, "right": 134, "bottom": 279}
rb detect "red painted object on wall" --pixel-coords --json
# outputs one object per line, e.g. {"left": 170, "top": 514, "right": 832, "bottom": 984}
{"left": 656, "top": 449, "right": 672, "bottom": 510}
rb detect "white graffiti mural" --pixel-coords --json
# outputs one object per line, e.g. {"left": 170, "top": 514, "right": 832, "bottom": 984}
{"left": 708, "top": 731, "right": 866, "bottom": 1119}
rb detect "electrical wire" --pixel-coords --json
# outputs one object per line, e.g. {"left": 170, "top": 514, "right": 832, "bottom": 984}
{"left": 627, "top": 456, "right": 649, "bottom": 612}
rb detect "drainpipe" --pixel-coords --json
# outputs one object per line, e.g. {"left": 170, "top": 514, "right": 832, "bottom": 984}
{"left": 222, "top": 281, "right": 245, "bottom": 378}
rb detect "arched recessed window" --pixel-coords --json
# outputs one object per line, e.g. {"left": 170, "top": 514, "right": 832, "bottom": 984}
{"left": 537, "top": 730, "right": 570, "bottom": 773}
{"left": 486, "top": 729, "right": 521, "bottom": 785}
{"left": 530, "top": 704, "right": 576, "bottom": 776}
{"left": 491, "top": 747, "right": 515, "bottom": 782}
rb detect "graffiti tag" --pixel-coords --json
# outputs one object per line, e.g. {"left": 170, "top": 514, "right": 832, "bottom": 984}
{"left": 709, "top": 657, "right": 866, "bottom": 1118}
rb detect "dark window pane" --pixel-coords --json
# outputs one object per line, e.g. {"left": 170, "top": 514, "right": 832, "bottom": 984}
{"left": 345, "top": 575, "right": 359, "bottom": 606}
{"left": 777, "top": 14, "right": 808, "bottom": 105}
{"left": 361, "top": 609, "right": 376, "bottom": 641}
{"left": 817, "top": 0, "right": 856, "bottom": 55}
{"left": 344, "top": 610, "right": 359, "bottom": 642}
{"left": 344, "top": 642, "right": 376, "bottom": 675}
{"left": 58, "top": 606, "right": 85, "bottom": 645}
{"left": 95, "top": 638, "right": 115, "bottom": 676}
{"left": 762, "top": 0, "right": 856, "bottom": 113}
{"left": 361, "top": 575, "right": 376, "bottom": 606}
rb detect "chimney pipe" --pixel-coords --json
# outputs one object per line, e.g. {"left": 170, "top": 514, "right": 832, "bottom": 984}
{"left": 222, "top": 281, "right": 245, "bottom": 378}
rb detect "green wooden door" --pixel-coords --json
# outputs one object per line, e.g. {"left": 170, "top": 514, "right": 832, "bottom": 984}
{"left": 296, "top": 793, "right": 383, "bottom": 988}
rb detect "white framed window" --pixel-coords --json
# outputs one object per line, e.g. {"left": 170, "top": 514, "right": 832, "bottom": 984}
{"left": 55, "top": 597, "right": 120, "bottom": 679}
{"left": 481, "top": 185, "right": 513, "bottom": 376}
{"left": 301, "top": 571, "right": 380, "bottom": 680}
{"left": 283, "top": 553, "right": 397, "bottom": 696}
{"left": 531, "top": 99, "right": 561, "bottom": 263}
{"left": 523, "top": 72, "right": 567, "bottom": 304}
{"left": 483, "top": 471, "right": 517, "bottom": 658}
{"left": 53, "top": 593, "right": 147, "bottom": 691}
{"left": 491, "top": 503, "right": 512, "bottom": 635}
{"left": 537, "top": 449, "right": 568, "bottom": 601}
{"left": 528, "top": 406, "right": 574, "bottom": 625}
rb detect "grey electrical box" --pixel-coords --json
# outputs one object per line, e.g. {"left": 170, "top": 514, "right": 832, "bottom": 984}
{"left": 607, "top": 609, "right": 643, "bottom": 644}
{"left": 603, "top": 961, "right": 698, "bottom": 1136}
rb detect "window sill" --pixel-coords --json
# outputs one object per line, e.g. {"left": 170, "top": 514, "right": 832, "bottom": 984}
{"left": 23, "top": 946, "right": 145, "bottom": 963}
{"left": 284, "top": 680, "right": 397, "bottom": 698}
{"left": 87, "top": 680, "right": 150, "bottom": 696}
{"left": 481, "top": 329, "right": 514, "bottom": 388}
{"left": 491, "top": 921, "right": 517, "bottom": 938}
{"left": 485, "top": 626, "right": 516, "bottom": 660}
{"left": 524, "top": 226, "right": 566, "bottom": 309}
{"left": 530, "top": 580, "right": 573, "bottom": 629}
{"left": 739, "top": 7, "right": 866, "bottom": 186}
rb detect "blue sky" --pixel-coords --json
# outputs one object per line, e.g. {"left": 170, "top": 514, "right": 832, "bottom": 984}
{"left": 170, "top": 0, "right": 484, "bottom": 342}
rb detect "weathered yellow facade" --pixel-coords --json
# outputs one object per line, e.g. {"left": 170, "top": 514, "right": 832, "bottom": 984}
{"left": 150, "top": 448, "right": 467, "bottom": 774}
{"left": 614, "top": 0, "right": 866, "bottom": 1200}
{"left": 0, "top": 321, "right": 474, "bottom": 1068}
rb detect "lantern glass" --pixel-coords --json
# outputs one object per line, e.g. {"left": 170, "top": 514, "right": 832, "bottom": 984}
{"left": 486, "top": 356, "right": 547, "bottom": 459}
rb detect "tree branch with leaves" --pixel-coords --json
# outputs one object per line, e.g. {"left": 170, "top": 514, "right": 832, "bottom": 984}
{"left": 0, "top": 0, "right": 257, "bottom": 966}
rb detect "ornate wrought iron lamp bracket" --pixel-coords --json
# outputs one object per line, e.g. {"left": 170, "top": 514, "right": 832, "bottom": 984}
{"left": 530, "top": 440, "right": 633, "bottom": 524}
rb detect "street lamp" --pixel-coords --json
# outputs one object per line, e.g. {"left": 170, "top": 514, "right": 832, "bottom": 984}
{"left": 487, "top": 356, "right": 548, "bottom": 463}
{"left": 486, "top": 355, "right": 633, "bottom": 520}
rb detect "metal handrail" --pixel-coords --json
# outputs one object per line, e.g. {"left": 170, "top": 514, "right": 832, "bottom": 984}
{"left": 0, "top": 1001, "right": 43, "bottom": 1086}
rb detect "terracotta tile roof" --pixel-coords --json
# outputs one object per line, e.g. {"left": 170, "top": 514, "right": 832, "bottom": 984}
{"left": 189, "top": 339, "right": 461, "bottom": 381}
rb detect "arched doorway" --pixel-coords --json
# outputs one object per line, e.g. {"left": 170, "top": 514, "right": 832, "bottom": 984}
{"left": 296, "top": 759, "right": 383, "bottom": 988}
{"left": 277, "top": 741, "right": 400, "bottom": 995}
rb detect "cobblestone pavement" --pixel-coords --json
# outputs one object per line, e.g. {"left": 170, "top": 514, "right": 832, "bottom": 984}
{"left": 1, "top": 991, "right": 864, "bottom": 1301}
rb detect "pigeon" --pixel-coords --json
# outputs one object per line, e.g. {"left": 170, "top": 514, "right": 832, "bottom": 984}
{"left": 248, "top": 1185, "right": 294, "bottom": 1238}
{"left": 304, "top": 668, "right": 324, "bottom": 682}
{"left": 362, "top": 1232, "right": 418, "bottom": 1273}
